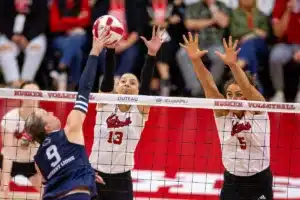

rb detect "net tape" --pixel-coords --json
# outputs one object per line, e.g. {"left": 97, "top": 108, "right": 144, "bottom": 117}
{"left": 0, "top": 88, "right": 299, "bottom": 113}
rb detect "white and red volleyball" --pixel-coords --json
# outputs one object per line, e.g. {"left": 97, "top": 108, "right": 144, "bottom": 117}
{"left": 93, "top": 15, "right": 124, "bottom": 45}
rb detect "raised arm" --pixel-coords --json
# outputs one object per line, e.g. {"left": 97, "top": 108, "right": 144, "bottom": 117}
{"left": 138, "top": 26, "right": 164, "bottom": 116}
{"left": 215, "top": 37, "right": 265, "bottom": 101}
{"left": 99, "top": 47, "right": 116, "bottom": 94}
{"left": 180, "top": 32, "right": 224, "bottom": 100}
{"left": 65, "top": 28, "right": 111, "bottom": 144}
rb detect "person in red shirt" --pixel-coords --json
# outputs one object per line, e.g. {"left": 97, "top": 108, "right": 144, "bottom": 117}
{"left": 49, "top": 0, "right": 90, "bottom": 91}
{"left": 269, "top": 0, "right": 300, "bottom": 102}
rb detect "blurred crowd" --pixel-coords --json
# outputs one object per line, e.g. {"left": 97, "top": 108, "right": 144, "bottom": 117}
{"left": 0, "top": 0, "right": 299, "bottom": 102}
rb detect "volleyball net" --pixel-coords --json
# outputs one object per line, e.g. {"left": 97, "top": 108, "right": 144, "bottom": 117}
{"left": 0, "top": 88, "right": 300, "bottom": 200}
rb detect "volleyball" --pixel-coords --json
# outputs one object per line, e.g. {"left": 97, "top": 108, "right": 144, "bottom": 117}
{"left": 93, "top": 15, "right": 124, "bottom": 45}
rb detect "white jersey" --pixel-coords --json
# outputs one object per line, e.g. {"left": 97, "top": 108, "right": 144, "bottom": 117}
{"left": 1, "top": 108, "right": 39, "bottom": 162}
{"left": 90, "top": 104, "right": 146, "bottom": 174}
{"left": 214, "top": 111, "right": 270, "bottom": 176}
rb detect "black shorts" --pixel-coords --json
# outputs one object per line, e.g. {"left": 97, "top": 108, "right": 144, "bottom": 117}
{"left": 220, "top": 167, "right": 273, "bottom": 200}
{"left": 11, "top": 161, "right": 37, "bottom": 178}
{"left": 94, "top": 170, "right": 133, "bottom": 200}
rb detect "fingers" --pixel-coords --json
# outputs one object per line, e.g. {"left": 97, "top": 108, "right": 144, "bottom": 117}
{"left": 195, "top": 33, "right": 199, "bottom": 45}
{"left": 214, "top": 50, "right": 224, "bottom": 59}
{"left": 99, "top": 26, "right": 110, "bottom": 38}
{"left": 228, "top": 36, "right": 232, "bottom": 48}
{"left": 200, "top": 50, "right": 208, "bottom": 55}
{"left": 179, "top": 43, "right": 186, "bottom": 49}
{"left": 140, "top": 36, "right": 147, "bottom": 43}
{"left": 156, "top": 25, "right": 161, "bottom": 37}
{"left": 188, "top": 32, "right": 193, "bottom": 42}
{"left": 152, "top": 25, "right": 156, "bottom": 38}
{"left": 182, "top": 35, "right": 189, "bottom": 45}
{"left": 95, "top": 174, "right": 106, "bottom": 185}
{"left": 98, "top": 32, "right": 112, "bottom": 44}
{"left": 236, "top": 48, "right": 241, "bottom": 55}
{"left": 222, "top": 38, "right": 228, "bottom": 49}
{"left": 233, "top": 39, "right": 238, "bottom": 50}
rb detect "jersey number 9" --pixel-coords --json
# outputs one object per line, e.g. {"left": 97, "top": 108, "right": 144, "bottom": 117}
{"left": 46, "top": 145, "right": 62, "bottom": 167}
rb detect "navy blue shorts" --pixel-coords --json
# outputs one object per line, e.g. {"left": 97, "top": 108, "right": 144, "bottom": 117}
{"left": 56, "top": 193, "right": 90, "bottom": 200}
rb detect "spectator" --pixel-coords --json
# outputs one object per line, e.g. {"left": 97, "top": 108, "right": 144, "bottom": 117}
{"left": 220, "top": 0, "right": 275, "bottom": 16}
{"left": 49, "top": 0, "right": 91, "bottom": 91}
{"left": 92, "top": 0, "right": 140, "bottom": 86}
{"left": 147, "top": 0, "right": 187, "bottom": 96}
{"left": 0, "top": 0, "right": 48, "bottom": 88}
{"left": 177, "top": 0, "right": 229, "bottom": 96}
{"left": 229, "top": 0, "right": 269, "bottom": 90}
{"left": 269, "top": 0, "right": 300, "bottom": 102}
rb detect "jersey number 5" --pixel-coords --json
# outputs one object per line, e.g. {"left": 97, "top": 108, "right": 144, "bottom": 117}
{"left": 108, "top": 131, "right": 123, "bottom": 145}
{"left": 237, "top": 137, "right": 246, "bottom": 150}
{"left": 46, "top": 145, "right": 62, "bottom": 167}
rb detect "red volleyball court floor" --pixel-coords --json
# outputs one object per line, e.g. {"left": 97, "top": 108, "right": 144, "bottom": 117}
{"left": 1, "top": 100, "right": 300, "bottom": 199}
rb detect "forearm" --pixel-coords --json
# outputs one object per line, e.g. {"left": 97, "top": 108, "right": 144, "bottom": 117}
{"left": 100, "top": 49, "right": 115, "bottom": 92}
{"left": 185, "top": 19, "right": 215, "bottom": 30}
{"left": 228, "top": 63, "right": 252, "bottom": 90}
{"left": 74, "top": 53, "right": 98, "bottom": 113}
{"left": 139, "top": 55, "right": 156, "bottom": 95}
{"left": 192, "top": 58, "right": 222, "bottom": 98}
{"left": 273, "top": 10, "right": 291, "bottom": 38}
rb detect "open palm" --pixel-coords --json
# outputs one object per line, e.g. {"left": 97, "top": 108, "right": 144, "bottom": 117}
{"left": 215, "top": 36, "right": 241, "bottom": 67}
{"left": 141, "top": 26, "right": 164, "bottom": 56}
{"left": 180, "top": 32, "right": 208, "bottom": 61}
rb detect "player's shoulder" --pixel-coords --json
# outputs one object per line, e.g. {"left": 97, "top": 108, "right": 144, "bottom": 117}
{"left": 1, "top": 108, "right": 21, "bottom": 131}
{"left": 2, "top": 108, "right": 19, "bottom": 120}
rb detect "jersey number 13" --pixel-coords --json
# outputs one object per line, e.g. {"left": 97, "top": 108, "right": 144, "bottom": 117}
{"left": 107, "top": 131, "right": 123, "bottom": 145}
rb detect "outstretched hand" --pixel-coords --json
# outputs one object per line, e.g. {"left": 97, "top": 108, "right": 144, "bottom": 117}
{"left": 140, "top": 26, "right": 164, "bottom": 56}
{"left": 215, "top": 36, "right": 240, "bottom": 67}
{"left": 180, "top": 32, "right": 208, "bottom": 61}
{"left": 91, "top": 27, "right": 112, "bottom": 55}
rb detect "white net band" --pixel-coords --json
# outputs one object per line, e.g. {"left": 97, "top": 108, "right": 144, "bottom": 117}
{"left": 0, "top": 88, "right": 299, "bottom": 113}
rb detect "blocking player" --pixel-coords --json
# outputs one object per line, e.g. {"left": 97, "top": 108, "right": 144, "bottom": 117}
{"left": 180, "top": 33, "right": 273, "bottom": 200}
{"left": 89, "top": 25, "right": 163, "bottom": 200}
{"left": 24, "top": 29, "right": 111, "bottom": 200}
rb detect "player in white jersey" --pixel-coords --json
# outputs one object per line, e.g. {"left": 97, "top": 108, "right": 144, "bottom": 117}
{"left": 181, "top": 33, "right": 273, "bottom": 200}
{"left": 0, "top": 81, "right": 43, "bottom": 199}
{"left": 90, "top": 26, "right": 164, "bottom": 200}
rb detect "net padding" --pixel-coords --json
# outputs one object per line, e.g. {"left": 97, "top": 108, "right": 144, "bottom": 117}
{"left": 0, "top": 88, "right": 299, "bottom": 200}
